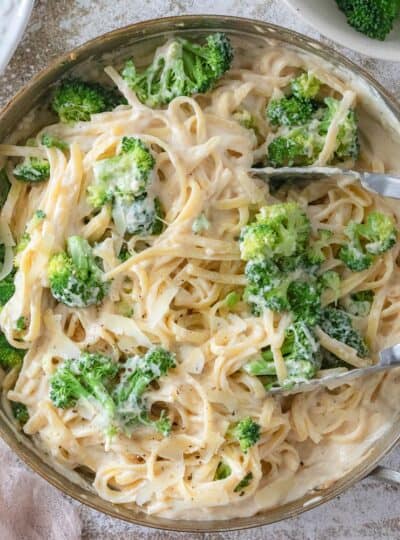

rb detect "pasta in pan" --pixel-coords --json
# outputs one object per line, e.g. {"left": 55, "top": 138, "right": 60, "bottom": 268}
{"left": 0, "top": 34, "right": 399, "bottom": 520}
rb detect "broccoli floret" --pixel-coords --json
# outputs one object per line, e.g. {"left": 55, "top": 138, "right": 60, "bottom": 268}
{"left": 267, "top": 96, "right": 316, "bottom": 127}
{"left": 121, "top": 33, "right": 233, "bottom": 108}
{"left": 267, "top": 127, "right": 323, "bottom": 167}
{"left": 114, "top": 347, "right": 176, "bottom": 429}
{"left": 0, "top": 169, "right": 11, "bottom": 208}
{"left": 287, "top": 280, "right": 322, "bottom": 326}
{"left": 228, "top": 417, "right": 260, "bottom": 453}
{"left": 116, "top": 195, "right": 164, "bottom": 236}
{"left": 240, "top": 223, "right": 274, "bottom": 262}
{"left": 0, "top": 333, "right": 25, "bottom": 371}
{"left": 291, "top": 72, "right": 321, "bottom": 100}
{"left": 319, "top": 97, "right": 359, "bottom": 161}
{"left": 15, "top": 316, "right": 27, "bottom": 331}
{"left": 319, "top": 306, "right": 369, "bottom": 357}
{"left": 306, "top": 229, "right": 333, "bottom": 266}
{"left": 240, "top": 204, "right": 327, "bottom": 318}
{"left": 0, "top": 271, "right": 15, "bottom": 307}
{"left": 50, "top": 349, "right": 174, "bottom": 437}
{"left": 233, "top": 109, "right": 257, "bottom": 131}
{"left": 359, "top": 211, "right": 397, "bottom": 254}
{"left": 112, "top": 195, "right": 164, "bottom": 237}
{"left": 234, "top": 472, "right": 253, "bottom": 493}
{"left": 267, "top": 95, "right": 359, "bottom": 167}
{"left": 48, "top": 235, "right": 110, "bottom": 308}
{"left": 245, "top": 321, "right": 321, "bottom": 386}
{"left": 41, "top": 133, "right": 68, "bottom": 150}
{"left": 50, "top": 352, "right": 118, "bottom": 421}
{"left": 224, "top": 291, "right": 240, "bottom": 309}
{"left": 267, "top": 72, "right": 321, "bottom": 127}
{"left": 214, "top": 461, "right": 232, "bottom": 480}
{"left": 197, "top": 32, "right": 233, "bottom": 80}
{"left": 243, "top": 352, "right": 277, "bottom": 377}
{"left": 52, "top": 78, "right": 124, "bottom": 123}
{"left": 114, "top": 347, "right": 175, "bottom": 404}
{"left": 13, "top": 157, "right": 50, "bottom": 183}
{"left": 345, "top": 290, "right": 374, "bottom": 317}
{"left": 240, "top": 202, "right": 311, "bottom": 262}
{"left": 192, "top": 213, "right": 210, "bottom": 234}
{"left": 336, "top": 0, "right": 400, "bottom": 41}
{"left": 88, "top": 137, "right": 155, "bottom": 209}
{"left": 339, "top": 212, "right": 397, "bottom": 271}
{"left": 319, "top": 270, "right": 341, "bottom": 302}
{"left": 339, "top": 222, "right": 374, "bottom": 271}
{"left": 11, "top": 402, "right": 29, "bottom": 426}
{"left": 244, "top": 259, "right": 291, "bottom": 315}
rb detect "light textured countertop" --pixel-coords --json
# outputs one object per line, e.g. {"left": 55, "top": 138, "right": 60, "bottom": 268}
{"left": 1, "top": 1, "right": 400, "bottom": 539}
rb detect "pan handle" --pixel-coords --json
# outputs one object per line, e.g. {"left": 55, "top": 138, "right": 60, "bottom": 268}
{"left": 368, "top": 466, "right": 400, "bottom": 486}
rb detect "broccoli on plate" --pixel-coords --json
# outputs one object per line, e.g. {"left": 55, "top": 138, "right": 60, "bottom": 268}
{"left": 336, "top": 0, "right": 400, "bottom": 41}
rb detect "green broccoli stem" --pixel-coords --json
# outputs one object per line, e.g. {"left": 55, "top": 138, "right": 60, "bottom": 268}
{"left": 67, "top": 236, "right": 93, "bottom": 277}
{"left": 51, "top": 369, "right": 92, "bottom": 408}
{"left": 247, "top": 332, "right": 296, "bottom": 375}
{"left": 116, "top": 369, "right": 155, "bottom": 405}
{"left": 84, "top": 372, "right": 116, "bottom": 417}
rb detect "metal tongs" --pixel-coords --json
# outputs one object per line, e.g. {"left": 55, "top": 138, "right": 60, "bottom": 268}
{"left": 250, "top": 166, "right": 400, "bottom": 396}
{"left": 268, "top": 344, "right": 400, "bottom": 396}
{"left": 252, "top": 166, "right": 400, "bottom": 199}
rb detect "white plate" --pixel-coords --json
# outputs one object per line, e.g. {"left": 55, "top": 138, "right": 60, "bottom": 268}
{"left": 284, "top": 0, "right": 400, "bottom": 61}
{"left": 0, "top": 0, "right": 35, "bottom": 74}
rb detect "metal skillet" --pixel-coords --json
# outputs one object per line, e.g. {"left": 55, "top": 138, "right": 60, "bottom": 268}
{"left": 1, "top": 15, "right": 400, "bottom": 534}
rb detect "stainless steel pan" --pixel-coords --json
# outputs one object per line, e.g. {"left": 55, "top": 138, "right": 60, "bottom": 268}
{"left": 0, "top": 15, "right": 399, "bottom": 532}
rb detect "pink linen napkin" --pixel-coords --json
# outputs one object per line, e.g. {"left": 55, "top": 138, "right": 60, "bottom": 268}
{"left": 0, "top": 437, "right": 81, "bottom": 540}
